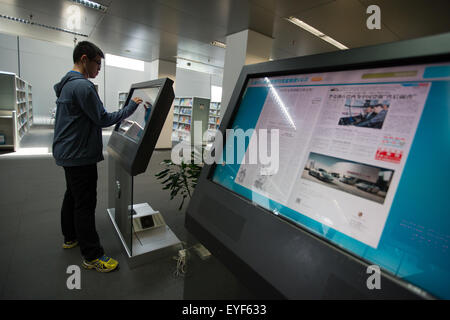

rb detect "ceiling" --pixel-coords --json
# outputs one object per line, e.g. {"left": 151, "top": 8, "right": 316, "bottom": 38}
{"left": 0, "top": 0, "right": 449, "bottom": 75}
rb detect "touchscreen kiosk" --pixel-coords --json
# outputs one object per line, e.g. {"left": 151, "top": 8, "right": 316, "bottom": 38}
{"left": 185, "top": 33, "right": 450, "bottom": 299}
{"left": 107, "top": 78, "right": 179, "bottom": 262}
{"left": 107, "top": 78, "right": 174, "bottom": 176}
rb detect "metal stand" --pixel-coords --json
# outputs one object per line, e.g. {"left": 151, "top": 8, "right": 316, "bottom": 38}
{"left": 107, "top": 157, "right": 182, "bottom": 269}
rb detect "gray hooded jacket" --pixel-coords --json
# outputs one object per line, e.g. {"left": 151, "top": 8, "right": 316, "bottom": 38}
{"left": 53, "top": 71, "right": 138, "bottom": 166}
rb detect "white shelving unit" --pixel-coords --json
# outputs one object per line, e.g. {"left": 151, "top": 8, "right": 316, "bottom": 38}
{"left": 0, "top": 71, "right": 33, "bottom": 151}
{"left": 207, "top": 101, "right": 221, "bottom": 139}
{"left": 172, "top": 97, "right": 192, "bottom": 142}
{"left": 26, "top": 82, "right": 33, "bottom": 129}
{"left": 118, "top": 91, "right": 128, "bottom": 110}
{"left": 15, "top": 76, "right": 28, "bottom": 142}
{"left": 0, "top": 111, "right": 16, "bottom": 151}
{"left": 171, "top": 96, "right": 210, "bottom": 144}
{"left": 208, "top": 102, "right": 221, "bottom": 130}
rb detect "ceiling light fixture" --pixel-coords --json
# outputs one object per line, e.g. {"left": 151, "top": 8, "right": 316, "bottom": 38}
{"left": 67, "top": 0, "right": 108, "bottom": 12}
{"left": 0, "top": 13, "right": 88, "bottom": 37}
{"left": 286, "top": 16, "right": 348, "bottom": 50}
{"left": 210, "top": 40, "right": 226, "bottom": 49}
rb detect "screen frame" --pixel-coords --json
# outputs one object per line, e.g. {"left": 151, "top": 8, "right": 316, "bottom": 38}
{"left": 185, "top": 32, "right": 450, "bottom": 299}
{"left": 107, "top": 78, "right": 174, "bottom": 176}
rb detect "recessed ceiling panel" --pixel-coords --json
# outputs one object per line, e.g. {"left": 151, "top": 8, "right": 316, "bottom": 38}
{"left": 251, "top": 0, "right": 335, "bottom": 17}
{"left": 290, "top": 0, "right": 399, "bottom": 48}
{"left": 0, "top": 16, "right": 77, "bottom": 48}
{"left": 226, "top": 0, "right": 276, "bottom": 37}
{"left": 91, "top": 17, "right": 225, "bottom": 67}
{"left": 359, "top": 0, "right": 450, "bottom": 39}
{"left": 2, "top": 0, "right": 449, "bottom": 80}
{"left": 95, "top": 14, "right": 165, "bottom": 43}
{"left": 106, "top": 0, "right": 226, "bottom": 44}
{"left": 152, "top": 0, "right": 231, "bottom": 29}
{"left": 271, "top": 17, "right": 337, "bottom": 59}
{"left": 0, "top": 0, "right": 102, "bottom": 36}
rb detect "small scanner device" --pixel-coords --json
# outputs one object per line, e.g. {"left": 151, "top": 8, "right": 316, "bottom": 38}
{"left": 131, "top": 203, "right": 165, "bottom": 232}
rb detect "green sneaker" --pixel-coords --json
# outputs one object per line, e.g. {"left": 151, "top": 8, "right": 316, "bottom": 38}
{"left": 82, "top": 255, "right": 119, "bottom": 273}
{"left": 63, "top": 240, "right": 78, "bottom": 249}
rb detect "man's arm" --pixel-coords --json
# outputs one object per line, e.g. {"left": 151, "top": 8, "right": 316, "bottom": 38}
{"left": 75, "top": 83, "right": 141, "bottom": 127}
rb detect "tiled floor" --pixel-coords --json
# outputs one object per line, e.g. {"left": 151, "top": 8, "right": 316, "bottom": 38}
{"left": 0, "top": 125, "right": 255, "bottom": 299}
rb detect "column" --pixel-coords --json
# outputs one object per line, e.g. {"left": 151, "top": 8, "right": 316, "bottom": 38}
{"left": 220, "top": 29, "right": 273, "bottom": 118}
{"left": 150, "top": 59, "right": 176, "bottom": 149}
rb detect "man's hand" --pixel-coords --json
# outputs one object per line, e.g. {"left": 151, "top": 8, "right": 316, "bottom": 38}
{"left": 132, "top": 97, "right": 143, "bottom": 105}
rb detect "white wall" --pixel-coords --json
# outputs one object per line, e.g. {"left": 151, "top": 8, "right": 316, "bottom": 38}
{"left": 150, "top": 59, "right": 177, "bottom": 149}
{"left": 103, "top": 62, "right": 152, "bottom": 112}
{"left": 221, "top": 30, "right": 248, "bottom": 116}
{"left": 211, "top": 73, "right": 223, "bottom": 88}
{"left": 175, "top": 68, "right": 214, "bottom": 98}
{"left": 0, "top": 33, "right": 19, "bottom": 74}
{"left": 19, "top": 36, "right": 74, "bottom": 124}
{"left": 220, "top": 29, "right": 272, "bottom": 118}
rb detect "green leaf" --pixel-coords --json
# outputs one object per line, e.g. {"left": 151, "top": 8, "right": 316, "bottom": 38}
{"left": 156, "top": 173, "right": 169, "bottom": 180}
{"left": 155, "top": 168, "right": 170, "bottom": 176}
{"left": 161, "top": 177, "right": 172, "bottom": 184}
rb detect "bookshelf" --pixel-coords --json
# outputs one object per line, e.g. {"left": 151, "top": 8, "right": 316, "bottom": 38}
{"left": 0, "top": 72, "right": 33, "bottom": 151}
{"left": 205, "top": 101, "right": 221, "bottom": 142}
{"left": 208, "top": 102, "right": 221, "bottom": 130}
{"left": 26, "top": 82, "right": 33, "bottom": 129}
{"left": 171, "top": 97, "right": 210, "bottom": 144}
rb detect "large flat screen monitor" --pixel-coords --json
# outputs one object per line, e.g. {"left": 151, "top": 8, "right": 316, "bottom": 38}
{"left": 107, "top": 78, "right": 174, "bottom": 176}
{"left": 185, "top": 33, "right": 450, "bottom": 299}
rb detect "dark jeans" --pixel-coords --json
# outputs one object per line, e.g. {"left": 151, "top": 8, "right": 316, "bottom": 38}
{"left": 61, "top": 164, "right": 104, "bottom": 261}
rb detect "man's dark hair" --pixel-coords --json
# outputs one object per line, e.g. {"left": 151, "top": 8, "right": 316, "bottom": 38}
{"left": 73, "top": 41, "right": 104, "bottom": 63}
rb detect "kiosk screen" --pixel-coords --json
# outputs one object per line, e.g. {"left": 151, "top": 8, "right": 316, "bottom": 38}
{"left": 117, "top": 87, "right": 159, "bottom": 143}
{"left": 211, "top": 61, "right": 450, "bottom": 299}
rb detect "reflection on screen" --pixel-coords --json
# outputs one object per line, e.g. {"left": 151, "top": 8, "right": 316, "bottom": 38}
{"left": 117, "top": 87, "right": 159, "bottom": 143}
{"left": 212, "top": 62, "right": 450, "bottom": 298}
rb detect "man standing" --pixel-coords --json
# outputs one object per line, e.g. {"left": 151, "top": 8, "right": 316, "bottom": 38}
{"left": 53, "top": 41, "right": 142, "bottom": 272}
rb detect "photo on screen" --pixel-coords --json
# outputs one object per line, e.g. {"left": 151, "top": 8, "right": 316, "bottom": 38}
{"left": 338, "top": 98, "right": 390, "bottom": 129}
{"left": 301, "top": 152, "right": 394, "bottom": 204}
{"left": 117, "top": 87, "right": 159, "bottom": 143}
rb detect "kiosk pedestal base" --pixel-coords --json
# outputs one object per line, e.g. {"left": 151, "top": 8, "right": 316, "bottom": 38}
{"left": 107, "top": 203, "right": 182, "bottom": 269}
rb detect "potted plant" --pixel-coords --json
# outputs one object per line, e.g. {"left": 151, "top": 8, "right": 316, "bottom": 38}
{"left": 155, "top": 155, "right": 202, "bottom": 210}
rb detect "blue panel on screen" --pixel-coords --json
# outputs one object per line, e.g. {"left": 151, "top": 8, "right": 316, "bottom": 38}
{"left": 423, "top": 65, "right": 450, "bottom": 78}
